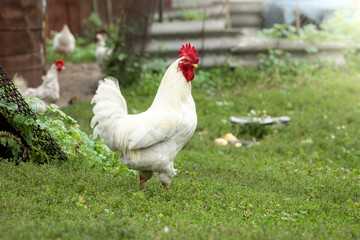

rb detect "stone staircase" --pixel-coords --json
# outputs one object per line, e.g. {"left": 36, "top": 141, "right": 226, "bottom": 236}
{"left": 147, "top": 18, "right": 242, "bottom": 67}
{"left": 148, "top": 1, "right": 234, "bottom": 67}
{"left": 146, "top": 0, "right": 266, "bottom": 68}
{"left": 160, "top": 3, "right": 228, "bottom": 22}
{"left": 147, "top": 0, "right": 347, "bottom": 68}
{"left": 228, "top": 0, "right": 263, "bottom": 30}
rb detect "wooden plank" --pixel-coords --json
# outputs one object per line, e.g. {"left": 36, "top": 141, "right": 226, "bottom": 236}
{"left": 0, "top": 0, "right": 43, "bottom": 86}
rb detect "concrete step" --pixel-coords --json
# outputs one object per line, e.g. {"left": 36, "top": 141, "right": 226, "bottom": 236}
{"left": 152, "top": 52, "right": 229, "bottom": 69}
{"left": 147, "top": 34, "right": 241, "bottom": 55}
{"left": 163, "top": 3, "right": 226, "bottom": 21}
{"left": 147, "top": 35, "right": 240, "bottom": 68}
{"left": 230, "top": 14, "right": 262, "bottom": 28}
{"left": 148, "top": 16, "right": 242, "bottom": 68}
{"left": 228, "top": 37, "right": 347, "bottom": 67}
{"left": 150, "top": 19, "right": 237, "bottom": 39}
{"left": 228, "top": 0, "right": 264, "bottom": 13}
{"left": 227, "top": 0, "right": 264, "bottom": 28}
{"left": 170, "top": 0, "right": 216, "bottom": 8}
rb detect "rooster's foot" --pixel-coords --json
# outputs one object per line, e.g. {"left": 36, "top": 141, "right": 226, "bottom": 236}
{"left": 140, "top": 178, "right": 146, "bottom": 189}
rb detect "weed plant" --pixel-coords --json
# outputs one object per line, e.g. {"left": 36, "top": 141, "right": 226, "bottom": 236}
{"left": 259, "top": 9, "right": 360, "bottom": 46}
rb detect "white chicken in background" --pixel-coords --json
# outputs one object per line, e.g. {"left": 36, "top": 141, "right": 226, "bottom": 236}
{"left": 95, "top": 33, "right": 112, "bottom": 71}
{"left": 91, "top": 43, "right": 199, "bottom": 189}
{"left": 52, "top": 24, "right": 76, "bottom": 58}
{"left": 14, "top": 60, "right": 65, "bottom": 113}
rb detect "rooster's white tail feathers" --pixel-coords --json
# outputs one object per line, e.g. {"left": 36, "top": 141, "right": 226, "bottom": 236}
{"left": 91, "top": 77, "right": 128, "bottom": 149}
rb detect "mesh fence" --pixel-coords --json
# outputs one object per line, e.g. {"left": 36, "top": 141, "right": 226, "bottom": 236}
{"left": 0, "top": 65, "right": 68, "bottom": 162}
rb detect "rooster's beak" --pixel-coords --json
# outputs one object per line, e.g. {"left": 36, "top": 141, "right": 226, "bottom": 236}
{"left": 192, "top": 64, "right": 198, "bottom": 68}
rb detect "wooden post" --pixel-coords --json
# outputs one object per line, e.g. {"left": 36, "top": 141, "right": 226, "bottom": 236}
{"left": 223, "top": 0, "right": 231, "bottom": 29}
{"left": 106, "top": 0, "right": 113, "bottom": 27}
{"left": 43, "top": 0, "right": 48, "bottom": 73}
{"left": 200, "top": 6, "right": 206, "bottom": 60}
{"left": 91, "top": 0, "right": 98, "bottom": 15}
{"left": 159, "top": 0, "right": 164, "bottom": 22}
{"left": 65, "top": 0, "right": 71, "bottom": 26}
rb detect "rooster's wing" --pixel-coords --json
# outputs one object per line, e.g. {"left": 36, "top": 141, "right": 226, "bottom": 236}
{"left": 125, "top": 111, "right": 180, "bottom": 150}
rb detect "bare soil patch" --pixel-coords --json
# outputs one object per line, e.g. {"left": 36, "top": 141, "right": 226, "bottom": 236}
{"left": 56, "top": 62, "right": 103, "bottom": 107}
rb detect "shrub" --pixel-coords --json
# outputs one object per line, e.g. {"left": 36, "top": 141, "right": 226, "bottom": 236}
{"left": 0, "top": 96, "right": 128, "bottom": 172}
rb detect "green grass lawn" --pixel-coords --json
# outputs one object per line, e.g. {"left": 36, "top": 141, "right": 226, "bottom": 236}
{"left": 1, "top": 61, "right": 360, "bottom": 239}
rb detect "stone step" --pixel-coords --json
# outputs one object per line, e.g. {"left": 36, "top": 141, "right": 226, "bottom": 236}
{"left": 230, "top": 14, "right": 263, "bottom": 28}
{"left": 147, "top": 34, "right": 241, "bottom": 55}
{"left": 163, "top": 3, "right": 226, "bottom": 21}
{"left": 227, "top": 0, "right": 264, "bottom": 28}
{"left": 148, "top": 17, "right": 242, "bottom": 67}
{"left": 227, "top": 0, "right": 264, "bottom": 13}
{"left": 170, "top": 0, "right": 216, "bottom": 8}
{"left": 154, "top": 53, "right": 229, "bottom": 69}
{"left": 231, "top": 38, "right": 347, "bottom": 53}
{"left": 228, "top": 37, "right": 347, "bottom": 67}
{"left": 147, "top": 35, "right": 240, "bottom": 68}
{"left": 150, "top": 19, "right": 237, "bottom": 39}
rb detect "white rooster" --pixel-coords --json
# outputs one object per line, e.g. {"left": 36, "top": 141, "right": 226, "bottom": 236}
{"left": 91, "top": 43, "right": 199, "bottom": 189}
{"left": 95, "top": 33, "right": 112, "bottom": 71}
{"left": 52, "top": 24, "right": 76, "bottom": 58}
{"left": 15, "top": 60, "right": 65, "bottom": 112}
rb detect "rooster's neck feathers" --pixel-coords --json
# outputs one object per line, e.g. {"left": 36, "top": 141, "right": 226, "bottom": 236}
{"left": 44, "top": 64, "right": 59, "bottom": 82}
{"left": 151, "top": 58, "right": 192, "bottom": 109}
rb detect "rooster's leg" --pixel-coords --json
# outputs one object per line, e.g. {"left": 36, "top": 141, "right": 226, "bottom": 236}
{"left": 139, "top": 171, "right": 153, "bottom": 189}
{"left": 140, "top": 175, "right": 146, "bottom": 189}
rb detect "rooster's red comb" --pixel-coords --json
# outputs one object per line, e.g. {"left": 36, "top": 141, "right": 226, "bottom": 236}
{"left": 179, "top": 43, "right": 199, "bottom": 64}
{"left": 55, "top": 59, "right": 64, "bottom": 67}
